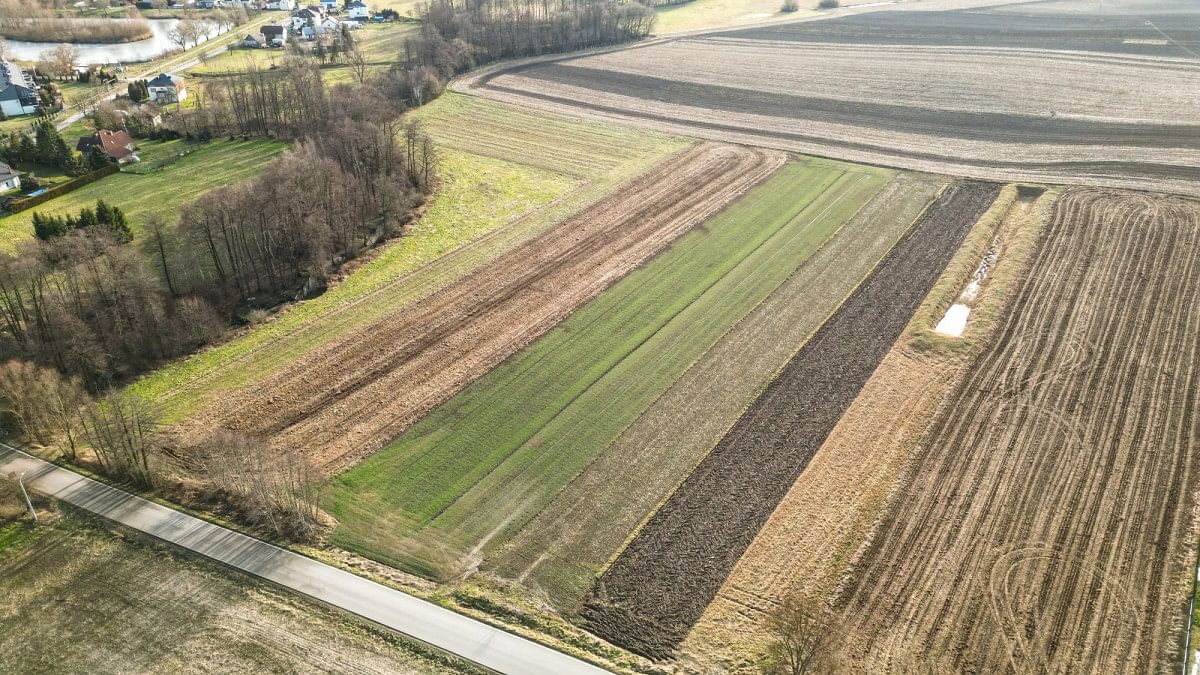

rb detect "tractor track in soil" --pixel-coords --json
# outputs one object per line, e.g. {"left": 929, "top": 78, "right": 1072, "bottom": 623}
{"left": 837, "top": 188, "right": 1200, "bottom": 673}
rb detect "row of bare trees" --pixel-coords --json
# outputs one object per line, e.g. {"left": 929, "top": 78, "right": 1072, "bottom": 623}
{"left": 0, "top": 233, "right": 225, "bottom": 389}
{"left": 0, "top": 359, "right": 322, "bottom": 538}
{"left": 154, "top": 65, "right": 436, "bottom": 311}
{"left": 401, "top": 0, "right": 655, "bottom": 79}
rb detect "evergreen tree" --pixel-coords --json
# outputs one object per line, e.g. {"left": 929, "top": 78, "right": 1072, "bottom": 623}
{"left": 32, "top": 212, "right": 68, "bottom": 240}
{"left": 76, "top": 206, "right": 98, "bottom": 230}
{"left": 86, "top": 145, "right": 112, "bottom": 170}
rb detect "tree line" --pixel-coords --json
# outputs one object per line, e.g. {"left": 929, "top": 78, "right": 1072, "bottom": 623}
{"left": 1, "top": 122, "right": 85, "bottom": 176}
{"left": 32, "top": 199, "right": 131, "bottom": 242}
{"left": 401, "top": 0, "right": 655, "bottom": 80}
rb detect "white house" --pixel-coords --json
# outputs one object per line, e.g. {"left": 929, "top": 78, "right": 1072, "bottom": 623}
{"left": 346, "top": 1, "right": 368, "bottom": 19}
{"left": 261, "top": 23, "right": 288, "bottom": 45}
{"left": 147, "top": 73, "right": 187, "bottom": 104}
{"left": 0, "top": 163, "right": 20, "bottom": 192}
{"left": 0, "top": 60, "right": 38, "bottom": 118}
{"left": 291, "top": 6, "right": 323, "bottom": 31}
{"left": 265, "top": 0, "right": 294, "bottom": 9}
{"left": 319, "top": 0, "right": 337, "bottom": 11}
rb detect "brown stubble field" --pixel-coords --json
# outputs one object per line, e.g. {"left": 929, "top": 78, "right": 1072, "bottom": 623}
{"left": 680, "top": 185, "right": 1057, "bottom": 669}
{"left": 837, "top": 188, "right": 1200, "bottom": 672}
{"left": 192, "top": 143, "right": 782, "bottom": 471}
{"left": 461, "top": 8, "right": 1200, "bottom": 196}
{"left": 580, "top": 181, "right": 1001, "bottom": 659}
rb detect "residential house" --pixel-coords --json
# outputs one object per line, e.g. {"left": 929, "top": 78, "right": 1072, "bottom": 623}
{"left": 319, "top": 0, "right": 338, "bottom": 11}
{"left": 147, "top": 73, "right": 187, "bottom": 103}
{"left": 0, "top": 60, "right": 38, "bottom": 118}
{"left": 291, "top": 6, "right": 323, "bottom": 32}
{"left": 0, "top": 163, "right": 20, "bottom": 192}
{"left": 261, "top": 23, "right": 288, "bottom": 45}
{"left": 265, "top": 0, "right": 294, "bottom": 9}
{"left": 76, "top": 130, "right": 138, "bottom": 164}
{"left": 242, "top": 33, "right": 264, "bottom": 48}
{"left": 319, "top": 16, "right": 342, "bottom": 34}
{"left": 345, "top": 1, "right": 368, "bottom": 19}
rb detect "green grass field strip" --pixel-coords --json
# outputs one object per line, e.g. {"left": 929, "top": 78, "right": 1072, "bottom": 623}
{"left": 410, "top": 93, "right": 682, "bottom": 179}
{"left": 432, "top": 169, "right": 889, "bottom": 539}
{"left": 0, "top": 139, "right": 287, "bottom": 252}
{"left": 131, "top": 149, "right": 572, "bottom": 418}
{"left": 132, "top": 96, "right": 687, "bottom": 421}
{"left": 135, "top": 149, "right": 686, "bottom": 422}
{"left": 491, "top": 171, "right": 948, "bottom": 608}
{"left": 329, "top": 160, "right": 888, "bottom": 576}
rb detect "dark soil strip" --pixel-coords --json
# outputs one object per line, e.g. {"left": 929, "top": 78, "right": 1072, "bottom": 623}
{"left": 515, "top": 64, "right": 1200, "bottom": 150}
{"left": 725, "top": 10, "right": 1200, "bottom": 59}
{"left": 580, "top": 181, "right": 1001, "bottom": 659}
{"left": 479, "top": 79, "right": 1200, "bottom": 188}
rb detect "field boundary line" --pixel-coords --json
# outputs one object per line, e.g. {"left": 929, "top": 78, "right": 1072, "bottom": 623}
{"left": 580, "top": 168, "right": 896, "bottom": 572}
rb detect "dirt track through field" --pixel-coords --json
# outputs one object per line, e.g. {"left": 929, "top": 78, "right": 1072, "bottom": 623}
{"left": 580, "top": 181, "right": 1001, "bottom": 659}
{"left": 838, "top": 189, "right": 1200, "bottom": 673}
{"left": 195, "top": 143, "right": 782, "bottom": 471}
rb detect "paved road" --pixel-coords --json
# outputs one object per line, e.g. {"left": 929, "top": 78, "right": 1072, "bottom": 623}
{"left": 0, "top": 444, "right": 609, "bottom": 675}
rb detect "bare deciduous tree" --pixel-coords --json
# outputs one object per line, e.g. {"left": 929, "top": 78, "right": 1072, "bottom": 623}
{"left": 760, "top": 594, "right": 838, "bottom": 675}
{"left": 0, "top": 360, "right": 88, "bottom": 458}
{"left": 79, "top": 392, "right": 160, "bottom": 486}
{"left": 187, "top": 429, "right": 322, "bottom": 540}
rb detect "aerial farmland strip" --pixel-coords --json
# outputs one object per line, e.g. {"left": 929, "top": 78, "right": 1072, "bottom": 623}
{"left": 837, "top": 189, "right": 1200, "bottom": 672}
{"left": 508, "top": 64, "right": 1199, "bottom": 150}
{"left": 198, "top": 143, "right": 782, "bottom": 471}
{"left": 487, "top": 171, "right": 947, "bottom": 611}
{"left": 329, "top": 159, "right": 875, "bottom": 577}
{"left": 580, "top": 181, "right": 1002, "bottom": 659}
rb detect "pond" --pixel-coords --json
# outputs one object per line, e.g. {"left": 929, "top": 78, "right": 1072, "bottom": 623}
{"left": 4, "top": 19, "right": 224, "bottom": 66}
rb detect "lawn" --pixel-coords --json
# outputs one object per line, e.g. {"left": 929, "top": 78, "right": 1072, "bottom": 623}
{"left": 186, "top": 22, "right": 415, "bottom": 78}
{"left": 0, "top": 513, "right": 474, "bottom": 674}
{"left": 327, "top": 159, "right": 896, "bottom": 582}
{"left": 0, "top": 138, "right": 286, "bottom": 252}
{"left": 130, "top": 95, "right": 686, "bottom": 423}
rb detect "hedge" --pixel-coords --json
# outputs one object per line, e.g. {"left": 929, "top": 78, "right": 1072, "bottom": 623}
{"left": 8, "top": 164, "right": 121, "bottom": 213}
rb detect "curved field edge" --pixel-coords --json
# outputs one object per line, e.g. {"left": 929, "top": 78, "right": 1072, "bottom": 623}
{"left": 327, "top": 158, "right": 887, "bottom": 578}
{"left": 130, "top": 96, "right": 688, "bottom": 423}
{"left": 196, "top": 143, "right": 779, "bottom": 470}
{"left": 580, "top": 181, "right": 1003, "bottom": 659}
{"left": 680, "top": 185, "right": 1056, "bottom": 669}
{"left": 131, "top": 149, "right": 571, "bottom": 420}
{"left": 488, "top": 169, "right": 949, "bottom": 612}
{"left": 836, "top": 188, "right": 1200, "bottom": 672}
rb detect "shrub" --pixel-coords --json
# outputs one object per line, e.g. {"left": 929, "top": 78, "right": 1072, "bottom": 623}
{"left": 817, "top": 0, "right": 839, "bottom": 7}
{"left": 781, "top": 0, "right": 799, "bottom": 11}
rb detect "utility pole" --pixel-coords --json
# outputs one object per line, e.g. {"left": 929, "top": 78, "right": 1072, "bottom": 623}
{"left": 16, "top": 472, "right": 36, "bottom": 523}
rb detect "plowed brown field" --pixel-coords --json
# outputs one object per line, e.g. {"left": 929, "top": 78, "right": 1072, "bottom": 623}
{"left": 461, "top": 4, "right": 1200, "bottom": 196}
{"left": 838, "top": 189, "right": 1200, "bottom": 673}
{"left": 580, "top": 181, "right": 1001, "bottom": 659}
{"left": 194, "top": 143, "right": 783, "bottom": 471}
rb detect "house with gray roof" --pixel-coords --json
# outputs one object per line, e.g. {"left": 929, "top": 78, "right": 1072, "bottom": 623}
{"left": 0, "top": 60, "right": 38, "bottom": 118}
